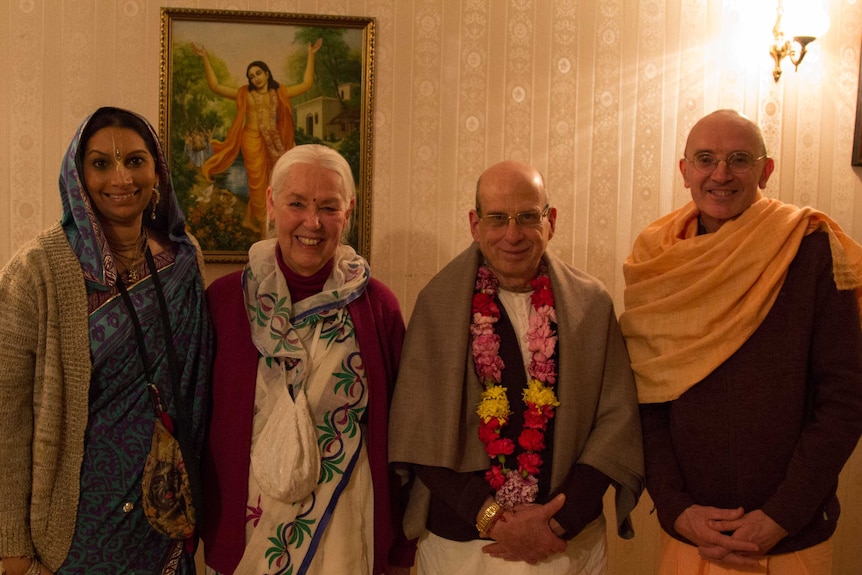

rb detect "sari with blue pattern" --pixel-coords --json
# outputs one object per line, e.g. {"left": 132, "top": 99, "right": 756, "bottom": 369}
{"left": 55, "top": 108, "right": 211, "bottom": 575}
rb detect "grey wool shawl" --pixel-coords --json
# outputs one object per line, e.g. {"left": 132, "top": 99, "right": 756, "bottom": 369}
{"left": 389, "top": 243, "right": 644, "bottom": 537}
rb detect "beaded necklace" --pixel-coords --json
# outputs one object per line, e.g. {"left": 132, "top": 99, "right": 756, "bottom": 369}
{"left": 112, "top": 228, "right": 149, "bottom": 283}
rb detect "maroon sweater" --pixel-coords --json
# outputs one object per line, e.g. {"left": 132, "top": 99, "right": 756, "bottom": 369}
{"left": 641, "top": 231, "right": 862, "bottom": 554}
{"left": 201, "top": 267, "right": 413, "bottom": 573}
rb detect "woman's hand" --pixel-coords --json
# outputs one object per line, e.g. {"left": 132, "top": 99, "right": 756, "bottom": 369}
{"left": 2, "top": 557, "right": 32, "bottom": 575}
{"left": 309, "top": 38, "right": 323, "bottom": 55}
{"left": 1, "top": 557, "right": 53, "bottom": 575}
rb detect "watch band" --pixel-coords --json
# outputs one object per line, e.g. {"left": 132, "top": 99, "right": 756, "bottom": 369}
{"left": 475, "top": 500, "right": 503, "bottom": 537}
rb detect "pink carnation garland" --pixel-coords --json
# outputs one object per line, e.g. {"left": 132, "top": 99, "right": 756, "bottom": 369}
{"left": 471, "top": 265, "right": 559, "bottom": 508}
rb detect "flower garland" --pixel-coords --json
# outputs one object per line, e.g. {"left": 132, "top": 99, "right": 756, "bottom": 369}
{"left": 250, "top": 89, "right": 286, "bottom": 161}
{"left": 471, "top": 264, "right": 559, "bottom": 509}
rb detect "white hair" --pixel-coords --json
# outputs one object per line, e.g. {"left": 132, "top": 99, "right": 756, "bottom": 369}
{"left": 268, "top": 144, "right": 356, "bottom": 240}
{"left": 269, "top": 144, "right": 356, "bottom": 205}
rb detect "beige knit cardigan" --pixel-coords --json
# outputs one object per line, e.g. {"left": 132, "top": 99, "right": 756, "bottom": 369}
{"left": 0, "top": 224, "right": 90, "bottom": 570}
{"left": 0, "top": 224, "right": 205, "bottom": 570}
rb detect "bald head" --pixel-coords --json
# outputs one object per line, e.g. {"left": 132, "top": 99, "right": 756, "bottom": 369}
{"left": 685, "top": 109, "right": 767, "bottom": 159}
{"left": 475, "top": 160, "right": 547, "bottom": 214}
{"left": 680, "top": 109, "right": 774, "bottom": 233}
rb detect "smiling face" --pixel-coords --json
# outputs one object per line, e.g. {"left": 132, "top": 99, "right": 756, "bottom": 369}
{"left": 267, "top": 162, "right": 353, "bottom": 276}
{"left": 469, "top": 161, "right": 556, "bottom": 290}
{"left": 680, "top": 110, "right": 774, "bottom": 233}
{"left": 81, "top": 127, "right": 158, "bottom": 232}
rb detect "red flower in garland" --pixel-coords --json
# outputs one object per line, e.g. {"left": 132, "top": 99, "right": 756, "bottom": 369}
{"left": 472, "top": 292, "right": 500, "bottom": 319}
{"left": 485, "top": 437, "right": 515, "bottom": 458}
{"left": 523, "top": 408, "right": 550, "bottom": 430}
{"left": 485, "top": 465, "right": 507, "bottom": 490}
{"left": 518, "top": 427, "right": 546, "bottom": 451}
{"left": 516, "top": 452, "right": 543, "bottom": 475}
{"left": 478, "top": 417, "right": 501, "bottom": 444}
{"left": 530, "top": 275, "right": 554, "bottom": 307}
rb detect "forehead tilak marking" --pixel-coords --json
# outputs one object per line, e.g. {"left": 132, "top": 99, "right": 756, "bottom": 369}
{"left": 110, "top": 130, "right": 127, "bottom": 176}
{"left": 111, "top": 130, "right": 123, "bottom": 163}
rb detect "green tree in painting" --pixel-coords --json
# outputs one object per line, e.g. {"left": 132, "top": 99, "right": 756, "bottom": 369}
{"left": 288, "top": 27, "right": 362, "bottom": 109}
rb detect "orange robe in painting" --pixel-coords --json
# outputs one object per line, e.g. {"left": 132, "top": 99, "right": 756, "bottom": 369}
{"left": 202, "top": 85, "right": 296, "bottom": 233}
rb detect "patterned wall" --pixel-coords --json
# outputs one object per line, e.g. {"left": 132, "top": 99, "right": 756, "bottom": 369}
{"left": 3, "top": 0, "right": 861, "bottom": 318}
{"left": 2, "top": 0, "right": 862, "bottom": 572}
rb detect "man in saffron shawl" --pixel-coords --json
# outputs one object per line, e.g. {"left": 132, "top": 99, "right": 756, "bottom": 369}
{"left": 389, "top": 160, "right": 644, "bottom": 574}
{"left": 620, "top": 109, "right": 862, "bottom": 574}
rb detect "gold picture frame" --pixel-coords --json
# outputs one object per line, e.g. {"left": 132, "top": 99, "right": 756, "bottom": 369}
{"left": 159, "top": 8, "right": 375, "bottom": 262}
{"left": 854, "top": 41, "right": 862, "bottom": 167}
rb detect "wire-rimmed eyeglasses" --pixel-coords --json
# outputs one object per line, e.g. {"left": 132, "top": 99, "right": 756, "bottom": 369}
{"left": 684, "top": 151, "right": 767, "bottom": 175}
{"left": 478, "top": 205, "right": 550, "bottom": 229}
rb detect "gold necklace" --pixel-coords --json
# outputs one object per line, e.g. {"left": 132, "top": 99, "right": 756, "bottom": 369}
{"left": 112, "top": 228, "right": 148, "bottom": 282}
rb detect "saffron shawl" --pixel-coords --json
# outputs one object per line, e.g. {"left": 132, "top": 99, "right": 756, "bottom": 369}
{"left": 389, "top": 243, "right": 644, "bottom": 537}
{"left": 620, "top": 195, "right": 862, "bottom": 404}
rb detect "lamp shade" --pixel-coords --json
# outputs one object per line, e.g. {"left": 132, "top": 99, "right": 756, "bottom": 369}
{"left": 781, "top": 0, "right": 830, "bottom": 39}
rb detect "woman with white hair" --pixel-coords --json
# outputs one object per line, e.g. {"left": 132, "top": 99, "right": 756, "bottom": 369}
{"left": 202, "top": 144, "right": 414, "bottom": 575}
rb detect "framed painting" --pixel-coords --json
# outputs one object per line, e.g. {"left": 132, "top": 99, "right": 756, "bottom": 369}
{"left": 159, "top": 8, "right": 375, "bottom": 262}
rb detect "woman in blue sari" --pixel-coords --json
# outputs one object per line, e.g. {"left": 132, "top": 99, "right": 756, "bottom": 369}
{"left": 0, "top": 107, "right": 211, "bottom": 575}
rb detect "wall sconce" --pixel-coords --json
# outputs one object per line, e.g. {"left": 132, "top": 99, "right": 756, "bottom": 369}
{"left": 769, "top": 0, "right": 830, "bottom": 82}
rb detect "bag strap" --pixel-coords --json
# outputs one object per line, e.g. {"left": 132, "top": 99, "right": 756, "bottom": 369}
{"left": 116, "top": 246, "right": 203, "bottom": 526}
{"left": 116, "top": 276, "right": 152, "bottom": 380}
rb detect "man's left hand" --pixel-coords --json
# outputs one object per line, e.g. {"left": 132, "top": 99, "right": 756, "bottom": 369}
{"left": 481, "top": 493, "right": 567, "bottom": 564}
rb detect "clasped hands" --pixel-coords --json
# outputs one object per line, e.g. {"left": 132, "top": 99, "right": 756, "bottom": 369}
{"left": 673, "top": 504, "right": 788, "bottom": 567}
{"left": 481, "top": 493, "right": 568, "bottom": 564}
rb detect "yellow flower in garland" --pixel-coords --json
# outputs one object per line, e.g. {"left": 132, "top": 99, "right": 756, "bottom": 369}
{"left": 523, "top": 379, "right": 560, "bottom": 409}
{"left": 477, "top": 385, "right": 511, "bottom": 422}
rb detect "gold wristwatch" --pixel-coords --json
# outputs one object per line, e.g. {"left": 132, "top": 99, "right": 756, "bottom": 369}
{"left": 475, "top": 500, "right": 503, "bottom": 537}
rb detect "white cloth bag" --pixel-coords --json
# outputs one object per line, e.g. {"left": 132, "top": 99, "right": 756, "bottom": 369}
{"left": 251, "top": 377, "right": 321, "bottom": 503}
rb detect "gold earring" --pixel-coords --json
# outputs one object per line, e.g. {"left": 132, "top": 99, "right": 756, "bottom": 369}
{"left": 151, "top": 186, "right": 160, "bottom": 220}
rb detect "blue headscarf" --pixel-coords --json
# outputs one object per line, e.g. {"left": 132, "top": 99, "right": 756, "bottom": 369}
{"left": 59, "top": 106, "right": 191, "bottom": 290}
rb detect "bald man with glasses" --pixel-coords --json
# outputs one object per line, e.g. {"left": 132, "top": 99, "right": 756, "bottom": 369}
{"left": 389, "top": 160, "right": 644, "bottom": 575}
{"left": 620, "top": 109, "right": 862, "bottom": 574}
